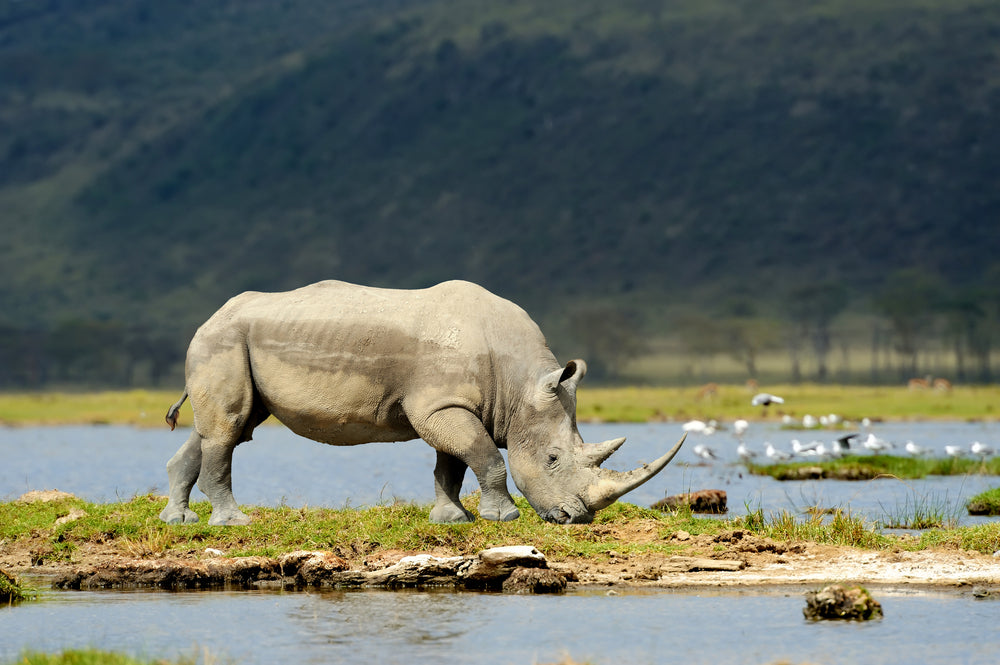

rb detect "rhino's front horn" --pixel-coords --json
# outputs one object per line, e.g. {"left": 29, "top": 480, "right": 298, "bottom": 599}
{"left": 584, "top": 434, "right": 687, "bottom": 510}
{"left": 581, "top": 437, "right": 627, "bottom": 466}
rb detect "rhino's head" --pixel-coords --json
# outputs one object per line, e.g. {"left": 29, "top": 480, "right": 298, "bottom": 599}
{"left": 506, "top": 359, "right": 685, "bottom": 524}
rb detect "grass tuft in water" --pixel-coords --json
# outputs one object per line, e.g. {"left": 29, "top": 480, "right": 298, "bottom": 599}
{"left": 6, "top": 648, "right": 225, "bottom": 665}
{"left": 879, "top": 491, "right": 960, "bottom": 530}
{"left": 966, "top": 487, "right": 1000, "bottom": 516}
{"left": 732, "top": 506, "right": 889, "bottom": 549}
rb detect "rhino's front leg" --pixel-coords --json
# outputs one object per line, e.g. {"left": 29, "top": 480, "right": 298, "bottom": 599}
{"left": 159, "top": 431, "right": 203, "bottom": 524}
{"left": 416, "top": 407, "right": 520, "bottom": 522}
{"left": 430, "top": 451, "right": 475, "bottom": 523}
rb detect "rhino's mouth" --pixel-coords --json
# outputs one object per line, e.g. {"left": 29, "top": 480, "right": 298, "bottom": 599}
{"left": 540, "top": 505, "right": 594, "bottom": 524}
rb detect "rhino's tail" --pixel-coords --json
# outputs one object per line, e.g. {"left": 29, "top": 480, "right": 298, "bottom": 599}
{"left": 165, "top": 390, "right": 189, "bottom": 431}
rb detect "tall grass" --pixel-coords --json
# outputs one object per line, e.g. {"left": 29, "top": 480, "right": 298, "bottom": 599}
{"left": 732, "top": 506, "right": 889, "bottom": 549}
{"left": 878, "top": 490, "right": 961, "bottom": 529}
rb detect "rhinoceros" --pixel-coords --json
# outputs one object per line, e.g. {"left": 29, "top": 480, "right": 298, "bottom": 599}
{"left": 159, "top": 280, "right": 684, "bottom": 526}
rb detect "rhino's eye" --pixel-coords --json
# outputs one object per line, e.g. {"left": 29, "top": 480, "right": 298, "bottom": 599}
{"left": 546, "top": 453, "right": 559, "bottom": 469}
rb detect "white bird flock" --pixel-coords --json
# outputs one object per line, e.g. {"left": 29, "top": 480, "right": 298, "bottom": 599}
{"left": 673, "top": 391, "right": 994, "bottom": 465}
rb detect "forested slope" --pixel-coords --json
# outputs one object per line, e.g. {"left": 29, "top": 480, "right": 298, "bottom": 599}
{"left": 2, "top": 0, "right": 998, "bottom": 385}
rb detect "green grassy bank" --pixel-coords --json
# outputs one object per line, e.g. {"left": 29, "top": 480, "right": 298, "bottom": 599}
{"left": 749, "top": 455, "right": 1000, "bottom": 481}
{"left": 1, "top": 384, "right": 998, "bottom": 427}
{"left": 3, "top": 494, "right": 999, "bottom": 566}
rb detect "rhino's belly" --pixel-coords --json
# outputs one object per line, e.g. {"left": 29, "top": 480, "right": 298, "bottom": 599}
{"left": 250, "top": 357, "right": 419, "bottom": 445}
{"left": 274, "top": 414, "right": 419, "bottom": 446}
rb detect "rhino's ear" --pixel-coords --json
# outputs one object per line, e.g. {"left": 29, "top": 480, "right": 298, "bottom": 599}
{"left": 541, "top": 359, "right": 588, "bottom": 394}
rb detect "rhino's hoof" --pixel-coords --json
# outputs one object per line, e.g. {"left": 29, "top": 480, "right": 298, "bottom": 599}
{"left": 159, "top": 507, "right": 200, "bottom": 524}
{"left": 429, "top": 504, "right": 475, "bottom": 524}
{"left": 480, "top": 506, "right": 520, "bottom": 522}
{"left": 499, "top": 507, "right": 520, "bottom": 522}
{"left": 208, "top": 510, "right": 252, "bottom": 526}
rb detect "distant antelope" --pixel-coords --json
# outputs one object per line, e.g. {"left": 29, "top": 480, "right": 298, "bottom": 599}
{"left": 745, "top": 378, "right": 760, "bottom": 393}
{"left": 695, "top": 382, "right": 719, "bottom": 401}
{"left": 932, "top": 378, "right": 952, "bottom": 392}
{"left": 907, "top": 377, "right": 930, "bottom": 391}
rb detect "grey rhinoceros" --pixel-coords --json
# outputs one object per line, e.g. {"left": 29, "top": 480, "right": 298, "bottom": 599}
{"left": 159, "top": 280, "right": 684, "bottom": 526}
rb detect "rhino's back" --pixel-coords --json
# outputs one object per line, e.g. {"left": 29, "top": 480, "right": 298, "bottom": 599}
{"left": 188, "top": 280, "right": 544, "bottom": 444}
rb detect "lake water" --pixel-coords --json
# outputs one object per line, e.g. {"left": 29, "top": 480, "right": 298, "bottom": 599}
{"left": 2, "top": 421, "right": 998, "bottom": 526}
{"left": 2, "top": 421, "right": 999, "bottom": 663}
{"left": 2, "top": 584, "right": 998, "bottom": 664}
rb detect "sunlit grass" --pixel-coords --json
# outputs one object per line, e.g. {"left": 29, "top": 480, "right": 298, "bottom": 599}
{"left": 577, "top": 383, "right": 1000, "bottom": 423}
{"left": 0, "top": 390, "right": 189, "bottom": 428}
{"left": 1, "top": 383, "right": 998, "bottom": 426}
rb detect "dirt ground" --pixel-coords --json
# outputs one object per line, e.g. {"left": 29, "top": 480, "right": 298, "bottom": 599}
{"left": 3, "top": 520, "right": 998, "bottom": 591}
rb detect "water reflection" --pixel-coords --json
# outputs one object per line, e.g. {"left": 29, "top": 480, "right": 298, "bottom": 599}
{"left": 1, "top": 586, "right": 998, "bottom": 665}
{"left": 1, "top": 422, "right": 998, "bottom": 526}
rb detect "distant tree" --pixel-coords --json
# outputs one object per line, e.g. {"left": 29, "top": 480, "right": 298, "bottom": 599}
{"left": 673, "top": 312, "right": 728, "bottom": 381}
{"left": 567, "top": 305, "right": 647, "bottom": 382}
{"left": 785, "top": 282, "right": 849, "bottom": 382}
{"left": 939, "top": 292, "right": 984, "bottom": 382}
{"left": 722, "top": 316, "right": 781, "bottom": 379}
{"left": 46, "top": 318, "right": 128, "bottom": 386}
{"left": 874, "top": 269, "right": 945, "bottom": 379}
{"left": 0, "top": 324, "right": 47, "bottom": 387}
{"left": 968, "top": 263, "right": 1000, "bottom": 382}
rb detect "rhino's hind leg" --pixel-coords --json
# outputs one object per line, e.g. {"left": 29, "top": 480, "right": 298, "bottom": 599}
{"left": 416, "top": 408, "right": 520, "bottom": 522}
{"left": 198, "top": 436, "right": 251, "bottom": 526}
{"left": 429, "top": 451, "right": 475, "bottom": 523}
{"left": 159, "top": 431, "right": 203, "bottom": 524}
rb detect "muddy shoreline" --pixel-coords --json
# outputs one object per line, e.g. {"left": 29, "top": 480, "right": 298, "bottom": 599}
{"left": 5, "top": 533, "right": 999, "bottom": 594}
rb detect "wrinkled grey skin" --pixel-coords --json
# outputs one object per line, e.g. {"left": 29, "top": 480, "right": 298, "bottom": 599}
{"left": 159, "top": 280, "right": 684, "bottom": 526}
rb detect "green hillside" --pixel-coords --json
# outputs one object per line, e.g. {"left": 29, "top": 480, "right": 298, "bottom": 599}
{"left": 2, "top": 0, "right": 999, "bottom": 387}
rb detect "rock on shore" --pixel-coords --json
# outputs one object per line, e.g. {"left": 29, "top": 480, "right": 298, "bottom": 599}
{"left": 52, "top": 545, "right": 566, "bottom": 594}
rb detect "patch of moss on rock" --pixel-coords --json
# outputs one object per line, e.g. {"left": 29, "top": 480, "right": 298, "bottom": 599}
{"left": 804, "top": 584, "right": 883, "bottom": 621}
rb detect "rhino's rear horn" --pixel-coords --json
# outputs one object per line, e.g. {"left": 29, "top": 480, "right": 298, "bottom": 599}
{"left": 581, "top": 437, "right": 627, "bottom": 467}
{"left": 585, "top": 434, "right": 687, "bottom": 510}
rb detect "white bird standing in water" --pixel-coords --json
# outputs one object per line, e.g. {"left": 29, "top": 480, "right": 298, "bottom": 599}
{"left": 904, "top": 441, "right": 931, "bottom": 457}
{"left": 683, "top": 419, "right": 716, "bottom": 435}
{"left": 862, "top": 432, "right": 893, "bottom": 453}
{"left": 737, "top": 441, "right": 758, "bottom": 462}
{"left": 944, "top": 444, "right": 966, "bottom": 458}
{"left": 971, "top": 441, "right": 995, "bottom": 457}
{"left": 733, "top": 419, "right": 749, "bottom": 440}
{"left": 791, "top": 438, "right": 821, "bottom": 455}
{"left": 765, "top": 442, "right": 792, "bottom": 462}
{"left": 693, "top": 443, "right": 718, "bottom": 462}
